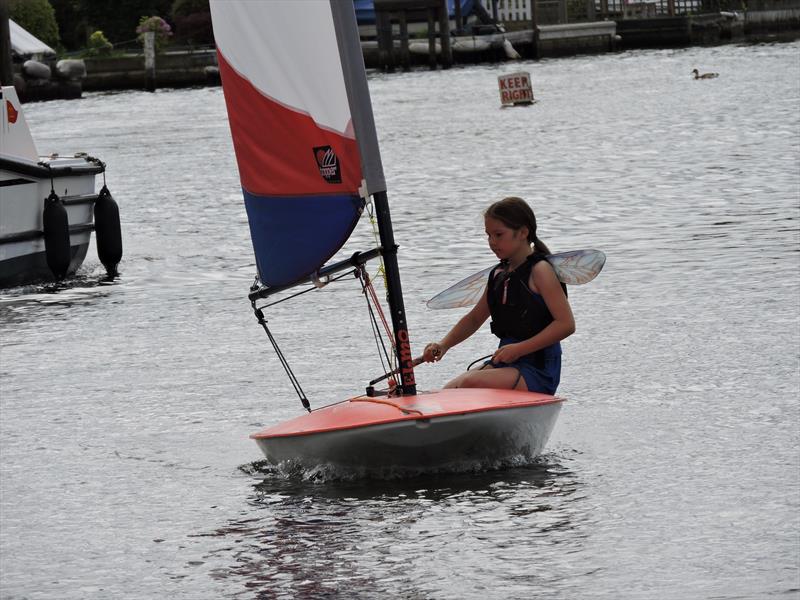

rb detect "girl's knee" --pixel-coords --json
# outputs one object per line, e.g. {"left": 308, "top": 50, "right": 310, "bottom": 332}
{"left": 451, "top": 370, "right": 485, "bottom": 388}
{"left": 444, "top": 372, "right": 468, "bottom": 388}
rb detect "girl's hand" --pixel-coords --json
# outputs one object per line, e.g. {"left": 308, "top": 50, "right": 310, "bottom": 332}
{"left": 492, "top": 343, "right": 523, "bottom": 365}
{"left": 423, "top": 342, "right": 446, "bottom": 362}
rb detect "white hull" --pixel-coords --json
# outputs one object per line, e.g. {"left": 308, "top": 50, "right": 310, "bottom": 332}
{"left": 1, "top": 85, "right": 106, "bottom": 287}
{"left": 0, "top": 158, "right": 100, "bottom": 286}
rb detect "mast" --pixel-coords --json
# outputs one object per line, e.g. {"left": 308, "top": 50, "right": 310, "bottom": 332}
{"left": 330, "top": 1, "right": 417, "bottom": 396}
{"left": 371, "top": 190, "right": 416, "bottom": 395}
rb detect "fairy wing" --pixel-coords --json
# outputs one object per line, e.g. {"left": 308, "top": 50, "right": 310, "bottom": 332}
{"left": 548, "top": 249, "right": 606, "bottom": 285}
{"left": 427, "top": 249, "right": 606, "bottom": 310}
{"left": 426, "top": 265, "right": 495, "bottom": 310}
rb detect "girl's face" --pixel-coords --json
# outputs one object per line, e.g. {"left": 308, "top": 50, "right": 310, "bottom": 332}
{"left": 485, "top": 217, "right": 528, "bottom": 260}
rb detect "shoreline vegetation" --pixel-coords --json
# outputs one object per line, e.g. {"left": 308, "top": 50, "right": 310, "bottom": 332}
{"left": 7, "top": 3, "right": 800, "bottom": 101}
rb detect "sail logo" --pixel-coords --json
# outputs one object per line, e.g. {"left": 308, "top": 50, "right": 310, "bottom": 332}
{"left": 312, "top": 146, "right": 341, "bottom": 184}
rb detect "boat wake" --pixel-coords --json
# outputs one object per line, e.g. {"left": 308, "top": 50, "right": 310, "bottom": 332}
{"left": 240, "top": 452, "right": 549, "bottom": 483}
{"left": 0, "top": 266, "right": 121, "bottom": 309}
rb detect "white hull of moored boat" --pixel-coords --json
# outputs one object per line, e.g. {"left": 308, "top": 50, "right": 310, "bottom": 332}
{"left": 1, "top": 85, "right": 117, "bottom": 287}
{"left": 251, "top": 389, "right": 563, "bottom": 471}
{"left": 0, "top": 160, "right": 99, "bottom": 286}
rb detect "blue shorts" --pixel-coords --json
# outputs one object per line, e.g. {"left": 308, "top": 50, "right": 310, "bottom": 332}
{"left": 484, "top": 338, "right": 562, "bottom": 394}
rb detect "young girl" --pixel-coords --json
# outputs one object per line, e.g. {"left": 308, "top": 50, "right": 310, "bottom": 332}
{"left": 423, "top": 197, "right": 575, "bottom": 394}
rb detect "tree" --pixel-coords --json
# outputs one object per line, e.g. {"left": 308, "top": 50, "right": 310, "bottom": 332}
{"left": 50, "top": 0, "right": 89, "bottom": 51}
{"left": 73, "top": 0, "right": 173, "bottom": 46}
{"left": 8, "top": 0, "right": 61, "bottom": 49}
{"left": 170, "top": 0, "right": 211, "bottom": 45}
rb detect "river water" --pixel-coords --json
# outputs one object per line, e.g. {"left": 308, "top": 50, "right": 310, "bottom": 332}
{"left": 1, "top": 41, "right": 799, "bottom": 599}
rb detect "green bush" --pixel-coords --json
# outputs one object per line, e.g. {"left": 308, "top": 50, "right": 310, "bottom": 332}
{"left": 67, "top": 0, "right": 172, "bottom": 48}
{"left": 85, "top": 30, "right": 113, "bottom": 56}
{"left": 8, "top": 0, "right": 61, "bottom": 50}
{"left": 136, "top": 15, "right": 173, "bottom": 52}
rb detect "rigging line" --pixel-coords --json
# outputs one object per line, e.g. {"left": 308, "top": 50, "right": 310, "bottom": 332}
{"left": 364, "top": 200, "right": 397, "bottom": 376}
{"left": 255, "top": 269, "right": 356, "bottom": 310}
{"left": 363, "top": 270, "right": 398, "bottom": 376}
{"left": 357, "top": 267, "right": 393, "bottom": 376}
{"left": 253, "top": 307, "right": 311, "bottom": 412}
{"left": 366, "top": 299, "right": 390, "bottom": 375}
{"left": 366, "top": 200, "right": 388, "bottom": 290}
{"left": 365, "top": 273, "right": 394, "bottom": 345}
{"left": 364, "top": 268, "right": 397, "bottom": 366}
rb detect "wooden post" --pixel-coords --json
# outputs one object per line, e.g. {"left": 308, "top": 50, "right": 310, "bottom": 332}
{"left": 454, "top": 0, "right": 463, "bottom": 34}
{"left": 376, "top": 9, "right": 395, "bottom": 73}
{"left": 143, "top": 31, "right": 156, "bottom": 91}
{"left": 427, "top": 8, "right": 437, "bottom": 70}
{"left": 531, "top": 0, "right": 540, "bottom": 60}
{"left": 438, "top": 0, "right": 452, "bottom": 69}
{"left": 558, "top": 0, "right": 568, "bottom": 23}
{"left": 398, "top": 12, "right": 410, "bottom": 71}
{"left": 667, "top": 0, "right": 675, "bottom": 15}
{"left": 0, "top": 0, "right": 13, "bottom": 87}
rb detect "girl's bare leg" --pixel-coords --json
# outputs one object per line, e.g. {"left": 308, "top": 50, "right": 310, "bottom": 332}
{"left": 443, "top": 366, "right": 527, "bottom": 391}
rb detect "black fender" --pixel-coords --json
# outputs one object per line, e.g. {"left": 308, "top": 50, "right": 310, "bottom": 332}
{"left": 43, "top": 191, "right": 71, "bottom": 280}
{"left": 94, "top": 185, "right": 122, "bottom": 276}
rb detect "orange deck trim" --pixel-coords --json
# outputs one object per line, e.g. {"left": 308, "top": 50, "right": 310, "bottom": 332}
{"left": 250, "top": 388, "right": 565, "bottom": 440}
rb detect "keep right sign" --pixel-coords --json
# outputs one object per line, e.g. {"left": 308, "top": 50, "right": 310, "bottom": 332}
{"left": 498, "top": 72, "right": 534, "bottom": 106}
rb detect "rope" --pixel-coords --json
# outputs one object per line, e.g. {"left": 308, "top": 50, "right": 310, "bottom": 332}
{"left": 249, "top": 265, "right": 391, "bottom": 412}
{"left": 362, "top": 269, "right": 394, "bottom": 345}
{"left": 350, "top": 397, "right": 423, "bottom": 416}
{"left": 357, "top": 267, "right": 395, "bottom": 380}
{"left": 467, "top": 354, "right": 493, "bottom": 370}
{"left": 366, "top": 201, "right": 389, "bottom": 291}
{"left": 248, "top": 242, "right": 399, "bottom": 410}
{"left": 255, "top": 269, "right": 355, "bottom": 310}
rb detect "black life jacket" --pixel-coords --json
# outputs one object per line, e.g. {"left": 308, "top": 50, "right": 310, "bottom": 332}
{"left": 487, "top": 253, "right": 555, "bottom": 341}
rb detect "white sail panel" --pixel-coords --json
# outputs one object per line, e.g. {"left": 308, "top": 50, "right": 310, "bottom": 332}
{"left": 210, "top": 0, "right": 354, "bottom": 137}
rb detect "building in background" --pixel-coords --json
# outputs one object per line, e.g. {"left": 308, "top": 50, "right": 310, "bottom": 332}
{"left": 480, "top": 0, "right": 533, "bottom": 22}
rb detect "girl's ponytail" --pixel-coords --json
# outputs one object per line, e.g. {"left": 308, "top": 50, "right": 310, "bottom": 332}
{"left": 532, "top": 235, "right": 551, "bottom": 256}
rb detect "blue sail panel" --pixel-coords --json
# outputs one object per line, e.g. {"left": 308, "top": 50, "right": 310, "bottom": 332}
{"left": 244, "top": 191, "right": 364, "bottom": 288}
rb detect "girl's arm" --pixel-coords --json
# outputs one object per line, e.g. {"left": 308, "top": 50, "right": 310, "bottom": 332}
{"left": 491, "top": 261, "right": 576, "bottom": 364}
{"left": 424, "top": 288, "right": 491, "bottom": 362}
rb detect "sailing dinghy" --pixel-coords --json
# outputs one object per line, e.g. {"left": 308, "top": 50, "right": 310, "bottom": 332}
{"left": 210, "top": 1, "right": 568, "bottom": 473}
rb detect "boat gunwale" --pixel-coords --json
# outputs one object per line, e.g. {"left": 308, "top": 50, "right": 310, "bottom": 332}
{"left": 0, "top": 155, "right": 105, "bottom": 179}
{"left": 250, "top": 391, "right": 565, "bottom": 440}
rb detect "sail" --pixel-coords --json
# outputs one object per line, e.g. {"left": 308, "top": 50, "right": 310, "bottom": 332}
{"left": 210, "top": 1, "right": 384, "bottom": 287}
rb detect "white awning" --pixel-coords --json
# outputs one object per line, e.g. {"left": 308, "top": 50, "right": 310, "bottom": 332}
{"left": 9, "top": 19, "right": 56, "bottom": 58}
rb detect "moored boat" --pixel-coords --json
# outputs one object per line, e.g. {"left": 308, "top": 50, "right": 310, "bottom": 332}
{"left": 0, "top": 85, "right": 121, "bottom": 287}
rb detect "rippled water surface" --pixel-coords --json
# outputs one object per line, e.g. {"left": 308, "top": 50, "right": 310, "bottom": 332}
{"left": 1, "top": 42, "right": 799, "bottom": 599}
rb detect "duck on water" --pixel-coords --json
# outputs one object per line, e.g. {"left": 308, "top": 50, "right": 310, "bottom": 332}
{"left": 692, "top": 68, "right": 719, "bottom": 79}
